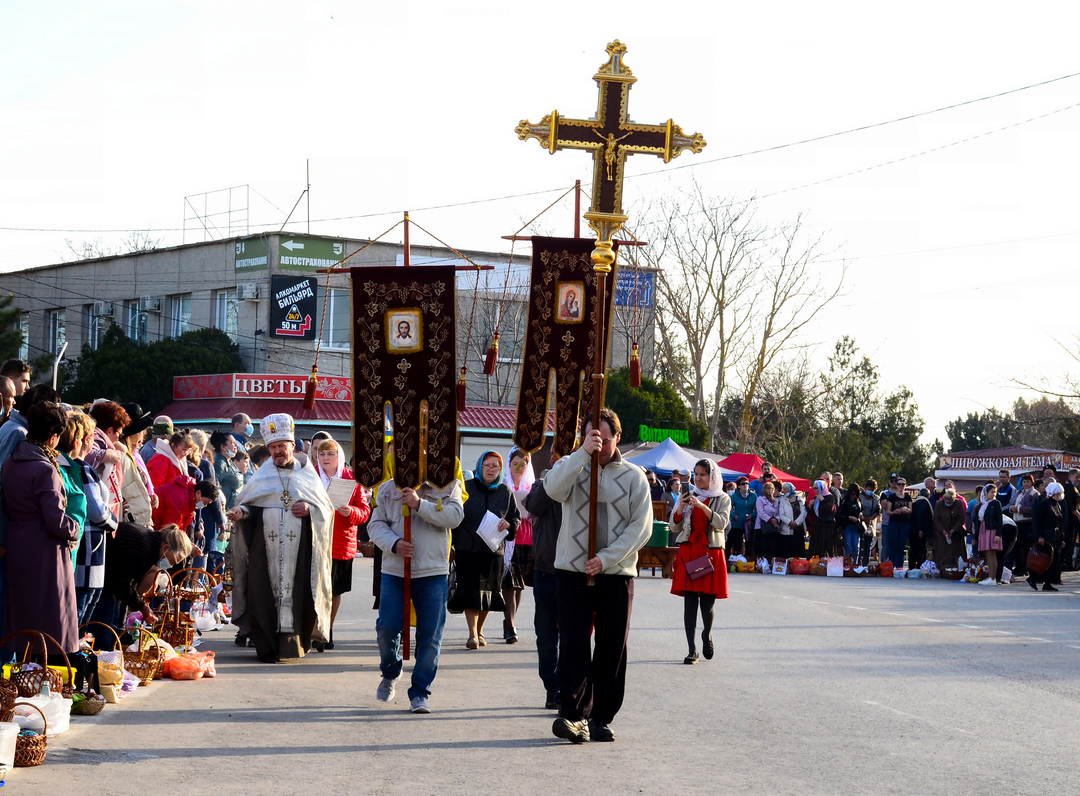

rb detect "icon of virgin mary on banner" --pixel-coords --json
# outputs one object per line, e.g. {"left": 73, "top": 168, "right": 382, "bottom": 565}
{"left": 350, "top": 267, "right": 458, "bottom": 489}
{"left": 513, "top": 236, "right": 618, "bottom": 456}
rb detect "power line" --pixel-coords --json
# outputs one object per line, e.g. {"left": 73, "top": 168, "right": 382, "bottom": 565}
{"left": 2, "top": 69, "right": 1078, "bottom": 237}
{"left": 633, "top": 69, "right": 1080, "bottom": 176}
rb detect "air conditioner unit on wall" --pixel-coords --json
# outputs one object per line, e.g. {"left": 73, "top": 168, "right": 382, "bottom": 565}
{"left": 93, "top": 301, "right": 114, "bottom": 317}
{"left": 139, "top": 296, "right": 162, "bottom": 313}
{"left": 238, "top": 284, "right": 259, "bottom": 301}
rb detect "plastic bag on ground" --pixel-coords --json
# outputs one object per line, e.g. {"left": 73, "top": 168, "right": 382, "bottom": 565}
{"left": 165, "top": 651, "right": 216, "bottom": 681}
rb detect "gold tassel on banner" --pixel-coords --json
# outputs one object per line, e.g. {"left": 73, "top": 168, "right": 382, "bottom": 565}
{"left": 457, "top": 367, "right": 468, "bottom": 409}
{"left": 303, "top": 366, "right": 318, "bottom": 410}
{"left": 629, "top": 342, "right": 641, "bottom": 388}
{"left": 482, "top": 333, "right": 500, "bottom": 376}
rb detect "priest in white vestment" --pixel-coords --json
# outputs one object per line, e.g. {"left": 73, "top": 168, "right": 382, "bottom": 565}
{"left": 227, "top": 414, "right": 334, "bottom": 663}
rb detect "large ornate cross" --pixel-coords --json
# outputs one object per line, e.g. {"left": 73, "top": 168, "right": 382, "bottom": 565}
{"left": 516, "top": 39, "right": 706, "bottom": 242}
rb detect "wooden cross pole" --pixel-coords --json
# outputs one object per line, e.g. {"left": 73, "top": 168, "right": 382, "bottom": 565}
{"left": 516, "top": 40, "right": 706, "bottom": 585}
{"left": 401, "top": 211, "right": 413, "bottom": 660}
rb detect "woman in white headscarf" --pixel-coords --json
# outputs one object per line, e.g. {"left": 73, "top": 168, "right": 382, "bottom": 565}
{"left": 314, "top": 438, "right": 371, "bottom": 648}
{"left": 669, "top": 459, "right": 731, "bottom": 665}
{"left": 501, "top": 446, "right": 535, "bottom": 644}
{"left": 977, "top": 483, "right": 1004, "bottom": 585}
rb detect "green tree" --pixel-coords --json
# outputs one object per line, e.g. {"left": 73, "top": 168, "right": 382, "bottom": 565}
{"left": 0, "top": 293, "right": 24, "bottom": 363}
{"left": 605, "top": 367, "right": 710, "bottom": 449}
{"left": 62, "top": 325, "right": 242, "bottom": 411}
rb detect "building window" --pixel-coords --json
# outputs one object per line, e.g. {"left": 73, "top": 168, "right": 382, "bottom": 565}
{"left": 215, "top": 289, "right": 238, "bottom": 343}
{"left": 48, "top": 308, "right": 66, "bottom": 355}
{"left": 17, "top": 313, "right": 28, "bottom": 360}
{"left": 126, "top": 300, "right": 147, "bottom": 343}
{"left": 317, "top": 288, "right": 350, "bottom": 350}
{"left": 170, "top": 295, "right": 192, "bottom": 338}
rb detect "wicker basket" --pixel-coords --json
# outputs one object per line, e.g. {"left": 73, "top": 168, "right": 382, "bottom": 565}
{"left": 1, "top": 630, "right": 74, "bottom": 699}
{"left": 0, "top": 678, "right": 17, "bottom": 722}
{"left": 122, "top": 627, "right": 162, "bottom": 687}
{"left": 939, "top": 556, "right": 965, "bottom": 581}
{"left": 72, "top": 692, "right": 106, "bottom": 715}
{"left": 12, "top": 701, "right": 47, "bottom": 767}
{"left": 78, "top": 621, "right": 123, "bottom": 694}
{"left": 173, "top": 566, "right": 218, "bottom": 605}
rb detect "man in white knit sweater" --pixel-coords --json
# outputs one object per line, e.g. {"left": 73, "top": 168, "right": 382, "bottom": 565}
{"left": 545, "top": 408, "right": 652, "bottom": 744}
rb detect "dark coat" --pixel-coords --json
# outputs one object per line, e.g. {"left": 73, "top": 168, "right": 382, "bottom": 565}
{"left": 103, "top": 523, "right": 165, "bottom": 614}
{"left": 452, "top": 477, "right": 520, "bottom": 556}
{"left": 1, "top": 441, "right": 81, "bottom": 652}
{"left": 524, "top": 478, "right": 562, "bottom": 575}
{"left": 911, "top": 496, "right": 934, "bottom": 538}
{"left": 1033, "top": 498, "right": 1066, "bottom": 547}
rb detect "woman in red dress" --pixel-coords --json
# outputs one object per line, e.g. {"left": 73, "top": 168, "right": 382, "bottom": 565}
{"left": 670, "top": 458, "right": 731, "bottom": 664}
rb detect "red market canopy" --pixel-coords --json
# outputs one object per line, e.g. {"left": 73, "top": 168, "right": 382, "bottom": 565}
{"left": 715, "top": 453, "right": 811, "bottom": 493}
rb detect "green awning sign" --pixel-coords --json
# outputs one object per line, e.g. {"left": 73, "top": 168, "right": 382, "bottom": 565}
{"left": 639, "top": 424, "right": 689, "bottom": 444}
{"left": 235, "top": 237, "right": 269, "bottom": 271}
{"left": 277, "top": 237, "right": 346, "bottom": 271}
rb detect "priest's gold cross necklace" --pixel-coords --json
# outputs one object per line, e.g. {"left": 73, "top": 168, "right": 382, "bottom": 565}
{"left": 276, "top": 464, "right": 294, "bottom": 508}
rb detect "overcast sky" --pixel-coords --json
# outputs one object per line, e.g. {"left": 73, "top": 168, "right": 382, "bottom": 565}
{"left": 2, "top": 1, "right": 1078, "bottom": 446}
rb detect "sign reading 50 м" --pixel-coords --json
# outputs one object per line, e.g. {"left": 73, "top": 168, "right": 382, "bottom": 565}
{"left": 278, "top": 237, "right": 345, "bottom": 272}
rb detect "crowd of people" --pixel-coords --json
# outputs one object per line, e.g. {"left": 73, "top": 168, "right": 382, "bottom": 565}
{"left": 7, "top": 349, "right": 1074, "bottom": 744}
{"left": 651, "top": 461, "right": 1077, "bottom": 592}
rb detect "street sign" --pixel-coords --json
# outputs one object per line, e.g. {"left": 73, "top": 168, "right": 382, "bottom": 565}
{"left": 270, "top": 275, "right": 317, "bottom": 339}
{"left": 615, "top": 270, "right": 654, "bottom": 307}
{"left": 277, "top": 236, "right": 346, "bottom": 271}
{"left": 235, "top": 236, "right": 269, "bottom": 271}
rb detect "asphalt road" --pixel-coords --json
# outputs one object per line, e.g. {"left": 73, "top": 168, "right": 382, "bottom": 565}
{"left": 13, "top": 561, "right": 1080, "bottom": 795}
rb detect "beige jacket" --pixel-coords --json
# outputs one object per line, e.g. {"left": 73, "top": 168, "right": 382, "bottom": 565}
{"left": 546, "top": 446, "right": 652, "bottom": 576}
{"left": 671, "top": 492, "right": 730, "bottom": 549}
{"left": 119, "top": 445, "right": 153, "bottom": 526}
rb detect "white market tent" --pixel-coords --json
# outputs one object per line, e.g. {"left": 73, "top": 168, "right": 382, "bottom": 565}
{"left": 624, "top": 437, "right": 742, "bottom": 480}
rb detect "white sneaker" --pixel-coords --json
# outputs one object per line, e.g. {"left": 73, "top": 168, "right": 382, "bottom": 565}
{"left": 979, "top": 577, "right": 996, "bottom": 585}
{"left": 376, "top": 677, "right": 397, "bottom": 702}
{"left": 410, "top": 696, "right": 431, "bottom": 714}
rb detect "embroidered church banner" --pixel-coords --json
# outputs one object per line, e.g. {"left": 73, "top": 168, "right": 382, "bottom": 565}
{"left": 350, "top": 266, "right": 457, "bottom": 490}
{"left": 514, "top": 237, "right": 619, "bottom": 456}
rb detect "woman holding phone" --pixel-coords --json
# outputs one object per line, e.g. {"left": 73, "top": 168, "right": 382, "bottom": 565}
{"left": 669, "top": 459, "right": 730, "bottom": 665}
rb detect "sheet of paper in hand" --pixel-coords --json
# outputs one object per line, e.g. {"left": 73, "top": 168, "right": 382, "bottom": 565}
{"left": 324, "top": 477, "right": 356, "bottom": 509}
{"left": 475, "top": 510, "right": 509, "bottom": 553}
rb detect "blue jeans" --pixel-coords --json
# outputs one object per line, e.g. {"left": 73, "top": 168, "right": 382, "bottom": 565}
{"left": 884, "top": 522, "right": 908, "bottom": 568}
{"left": 843, "top": 526, "right": 863, "bottom": 561}
{"left": 75, "top": 586, "right": 102, "bottom": 625}
{"left": 376, "top": 573, "right": 448, "bottom": 701}
{"left": 532, "top": 570, "right": 559, "bottom": 694}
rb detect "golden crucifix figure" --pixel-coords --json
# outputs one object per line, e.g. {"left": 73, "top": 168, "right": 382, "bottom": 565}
{"left": 594, "top": 130, "right": 631, "bottom": 180}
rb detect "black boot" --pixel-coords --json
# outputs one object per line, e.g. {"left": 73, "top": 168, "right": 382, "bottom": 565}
{"left": 545, "top": 689, "right": 560, "bottom": 710}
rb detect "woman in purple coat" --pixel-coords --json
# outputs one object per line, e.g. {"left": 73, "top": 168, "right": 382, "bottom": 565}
{"left": 1, "top": 402, "right": 81, "bottom": 653}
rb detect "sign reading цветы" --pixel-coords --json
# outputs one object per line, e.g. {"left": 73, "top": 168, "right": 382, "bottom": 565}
{"left": 639, "top": 424, "right": 689, "bottom": 444}
{"left": 278, "top": 237, "right": 345, "bottom": 271}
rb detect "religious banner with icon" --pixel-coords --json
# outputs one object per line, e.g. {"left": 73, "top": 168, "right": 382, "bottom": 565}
{"left": 350, "top": 267, "right": 457, "bottom": 490}
{"left": 513, "top": 237, "right": 618, "bottom": 455}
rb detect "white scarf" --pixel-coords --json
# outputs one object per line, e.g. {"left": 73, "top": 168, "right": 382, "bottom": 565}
{"left": 503, "top": 447, "right": 536, "bottom": 516}
{"left": 689, "top": 460, "right": 725, "bottom": 500}
{"left": 155, "top": 436, "right": 186, "bottom": 477}
{"left": 978, "top": 487, "right": 993, "bottom": 521}
{"left": 314, "top": 440, "right": 345, "bottom": 489}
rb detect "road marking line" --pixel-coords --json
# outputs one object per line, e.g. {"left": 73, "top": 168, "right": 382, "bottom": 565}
{"left": 993, "top": 631, "right": 1015, "bottom": 635}
{"left": 919, "top": 617, "right": 945, "bottom": 622}
{"left": 842, "top": 606, "right": 868, "bottom": 610}
{"left": 811, "top": 600, "right": 832, "bottom": 605}
{"left": 1024, "top": 638, "right": 1052, "bottom": 642}
{"left": 731, "top": 590, "right": 753, "bottom": 594}
{"left": 956, "top": 624, "right": 981, "bottom": 629}
{"left": 884, "top": 612, "right": 904, "bottom": 617}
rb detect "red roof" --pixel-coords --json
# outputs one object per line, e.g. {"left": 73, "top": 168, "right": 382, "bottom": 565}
{"left": 159, "top": 397, "right": 352, "bottom": 425}
{"left": 160, "top": 399, "right": 545, "bottom": 432}
{"left": 716, "top": 453, "right": 811, "bottom": 492}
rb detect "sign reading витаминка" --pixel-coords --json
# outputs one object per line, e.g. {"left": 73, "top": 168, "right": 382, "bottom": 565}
{"left": 639, "top": 424, "right": 689, "bottom": 444}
